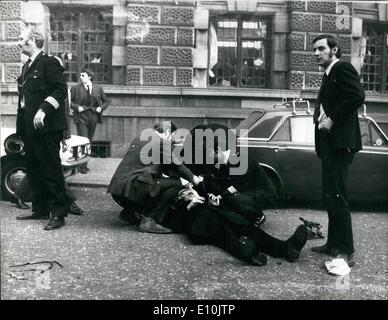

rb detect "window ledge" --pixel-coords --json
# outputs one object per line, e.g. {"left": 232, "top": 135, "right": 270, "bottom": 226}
{"left": 301, "top": 89, "right": 388, "bottom": 103}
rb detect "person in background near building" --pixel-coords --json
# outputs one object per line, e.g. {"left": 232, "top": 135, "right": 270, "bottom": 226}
{"left": 15, "top": 25, "right": 71, "bottom": 230}
{"left": 70, "top": 68, "right": 111, "bottom": 173}
{"left": 311, "top": 34, "right": 365, "bottom": 267}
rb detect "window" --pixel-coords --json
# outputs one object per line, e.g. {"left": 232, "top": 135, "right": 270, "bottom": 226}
{"left": 208, "top": 15, "right": 271, "bottom": 88}
{"left": 48, "top": 6, "right": 113, "bottom": 83}
{"left": 272, "top": 116, "right": 314, "bottom": 144}
{"left": 360, "top": 119, "right": 388, "bottom": 147}
{"left": 361, "top": 23, "right": 388, "bottom": 93}
{"left": 248, "top": 114, "right": 282, "bottom": 138}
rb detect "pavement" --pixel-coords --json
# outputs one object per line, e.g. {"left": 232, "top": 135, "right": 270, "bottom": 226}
{"left": 66, "top": 157, "right": 121, "bottom": 187}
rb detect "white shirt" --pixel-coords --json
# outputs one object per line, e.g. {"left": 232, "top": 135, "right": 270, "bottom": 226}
{"left": 28, "top": 50, "right": 43, "bottom": 68}
{"left": 318, "top": 58, "right": 340, "bottom": 127}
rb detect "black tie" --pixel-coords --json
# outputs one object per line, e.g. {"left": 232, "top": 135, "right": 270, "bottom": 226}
{"left": 318, "top": 73, "right": 328, "bottom": 103}
{"left": 21, "top": 59, "right": 31, "bottom": 81}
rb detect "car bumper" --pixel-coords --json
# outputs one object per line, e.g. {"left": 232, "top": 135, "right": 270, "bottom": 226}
{"left": 62, "top": 156, "right": 90, "bottom": 178}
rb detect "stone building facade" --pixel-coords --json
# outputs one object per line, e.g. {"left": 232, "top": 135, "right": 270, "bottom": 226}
{"left": 1, "top": 0, "right": 387, "bottom": 157}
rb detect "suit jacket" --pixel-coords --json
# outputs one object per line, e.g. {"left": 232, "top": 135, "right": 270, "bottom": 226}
{"left": 107, "top": 130, "right": 195, "bottom": 204}
{"left": 313, "top": 61, "right": 365, "bottom": 158}
{"left": 16, "top": 52, "right": 68, "bottom": 139}
{"left": 201, "top": 156, "right": 277, "bottom": 223}
{"left": 70, "top": 83, "right": 111, "bottom": 124}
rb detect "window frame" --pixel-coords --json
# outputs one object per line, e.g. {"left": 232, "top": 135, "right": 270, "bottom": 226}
{"left": 361, "top": 21, "right": 388, "bottom": 94}
{"left": 208, "top": 13, "right": 273, "bottom": 89}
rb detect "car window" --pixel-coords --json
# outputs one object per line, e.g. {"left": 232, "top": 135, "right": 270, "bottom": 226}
{"left": 248, "top": 114, "right": 283, "bottom": 138}
{"left": 360, "top": 119, "right": 388, "bottom": 147}
{"left": 290, "top": 116, "right": 314, "bottom": 144}
{"left": 272, "top": 118, "right": 291, "bottom": 141}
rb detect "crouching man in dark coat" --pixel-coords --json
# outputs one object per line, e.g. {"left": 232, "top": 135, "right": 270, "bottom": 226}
{"left": 107, "top": 121, "right": 203, "bottom": 233}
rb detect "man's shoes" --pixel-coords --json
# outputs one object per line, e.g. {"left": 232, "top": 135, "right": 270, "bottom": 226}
{"left": 16, "top": 212, "right": 50, "bottom": 220}
{"left": 238, "top": 236, "right": 268, "bottom": 266}
{"left": 311, "top": 244, "right": 341, "bottom": 257}
{"left": 138, "top": 216, "right": 172, "bottom": 234}
{"left": 346, "top": 253, "right": 355, "bottom": 267}
{"left": 311, "top": 244, "right": 329, "bottom": 254}
{"left": 44, "top": 217, "right": 65, "bottom": 230}
{"left": 253, "top": 214, "right": 266, "bottom": 228}
{"left": 68, "top": 202, "right": 84, "bottom": 215}
{"left": 15, "top": 198, "right": 30, "bottom": 209}
{"left": 285, "top": 224, "right": 308, "bottom": 262}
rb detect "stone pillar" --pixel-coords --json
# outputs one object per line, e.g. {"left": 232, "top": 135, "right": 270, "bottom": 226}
{"left": 288, "top": 1, "right": 353, "bottom": 90}
{"left": 125, "top": 0, "right": 195, "bottom": 87}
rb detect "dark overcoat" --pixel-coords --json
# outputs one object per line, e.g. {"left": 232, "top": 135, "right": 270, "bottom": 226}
{"left": 107, "top": 130, "right": 194, "bottom": 205}
{"left": 313, "top": 61, "right": 365, "bottom": 158}
{"left": 16, "top": 52, "right": 68, "bottom": 139}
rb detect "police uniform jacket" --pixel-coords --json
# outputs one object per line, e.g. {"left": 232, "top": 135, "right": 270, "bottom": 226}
{"left": 16, "top": 52, "right": 68, "bottom": 139}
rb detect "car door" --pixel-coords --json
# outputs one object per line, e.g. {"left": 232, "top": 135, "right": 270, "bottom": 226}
{"left": 348, "top": 117, "right": 388, "bottom": 202}
{"left": 271, "top": 115, "right": 321, "bottom": 200}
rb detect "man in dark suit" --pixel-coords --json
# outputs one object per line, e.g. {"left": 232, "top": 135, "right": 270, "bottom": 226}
{"left": 70, "top": 68, "right": 111, "bottom": 173}
{"left": 311, "top": 34, "right": 365, "bottom": 267}
{"left": 108, "top": 121, "right": 203, "bottom": 233}
{"left": 15, "top": 26, "right": 71, "bottom": 230}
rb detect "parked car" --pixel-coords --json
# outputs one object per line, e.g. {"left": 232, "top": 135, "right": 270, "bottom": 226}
{"left": 236, "top": 99, "right": 388, "bottom": 203}
{"left": 1, "top": 128, "right": 91, "bottom": 201}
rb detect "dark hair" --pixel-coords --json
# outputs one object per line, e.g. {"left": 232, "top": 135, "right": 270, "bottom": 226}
{"left": 153, "top": 121, "right": 177, "bottom": 134}
{"left": 312, "top": 34, "right": 342, "bottom": 58}
{"left": 81, "top": 68, "right": 94, "bottom": 81}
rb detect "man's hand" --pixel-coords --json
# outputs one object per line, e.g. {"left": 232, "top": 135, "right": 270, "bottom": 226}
{"left": 78, "top": 106, "right": 85, "bottom": 112}
{"left": 192, "top": 175, "right": 204, "bottom": 185}
{"left": 318, "top": 116, "right": 334, "bottom": 131}
{"left": 187, "top": 197, "right": 205, "bottom": 211}
{"left": 33, "top": 109, "right": 46, "bottom": 129}
{"left": 96, "top": 107, "right": 102, "bottom": 113}
{"left": 208, "top": 193, "right": 222, "bottom": 206}
{"left": 61, "top": 138, "right": 70, "bottom": 152}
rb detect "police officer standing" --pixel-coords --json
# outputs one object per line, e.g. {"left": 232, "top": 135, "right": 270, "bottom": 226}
{"left": 15, "top": 26, "right": 71, "bottom": 230}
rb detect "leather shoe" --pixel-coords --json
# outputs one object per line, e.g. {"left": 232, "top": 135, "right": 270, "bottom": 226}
{"left": 311, "top": 244, "right": 329, "bottom": 254}
{"left": 311, "top": 244, "right": 341, "bottom": 257}
{"left": 44, "top": 217, "right": 65, "bottom": 230}
{"left": 138, "top": 216, "right": 172, "bottom": 234}
{"left": 16, "top": 213, "right": 50, "bottom": 220}
{"left": 334, "top": 253, "right": 355, "bottom": 267}
{"left": 68, "top": 202, "right": 84, "bottom": 215}
{"left": 16, "top": 198, "right": 30, "bottom": 209}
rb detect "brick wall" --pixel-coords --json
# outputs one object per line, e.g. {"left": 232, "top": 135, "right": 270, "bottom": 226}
{"left": 0, "top": 1, "right": 23, "bottom": 83}
{"left": 288, "top": 0, "right": 353, "bottom": 90}
{"left": 125, "top": 0, "right": 195, "bottom": 87}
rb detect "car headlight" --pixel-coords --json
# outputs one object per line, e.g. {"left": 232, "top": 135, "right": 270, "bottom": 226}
{"left": 85, "top": 143, "right": 91, "bottom": 155}
{"left": 77, "top": 146, "right": 83, "bottom": 158}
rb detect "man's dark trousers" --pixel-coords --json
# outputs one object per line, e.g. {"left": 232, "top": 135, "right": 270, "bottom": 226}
{"left": 24, "top": 131, "right": 69, "bottom": 217}
{"left": 320, "top": 133, "right": 355, "bottom": 254}
{"left": 76, "top": 110, "right": 98, "bottom": 142}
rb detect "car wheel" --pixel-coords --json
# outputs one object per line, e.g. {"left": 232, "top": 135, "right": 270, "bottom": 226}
{"left": 1, "top": 156, "right": 27, "bottom": 201}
